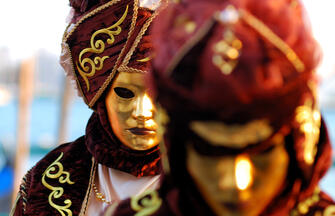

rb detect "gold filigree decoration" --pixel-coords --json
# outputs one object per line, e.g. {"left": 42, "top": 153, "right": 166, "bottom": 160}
{"left": 130, "top": 190, "right": 162, "bottom": 216}
{"left": 215, "top": 5, "right": 305, "bottom": 73}
{"left": 212, "top": 29, "right": 242, "bottom": 75}
{"left": 174, "top": 14, "right": 197, "bottom": 34}
{"left": 290, "top": 187, "right": 320, "bottom": 216}
{"left": 295, "top": 99, "right": 321, "bottom": 165}
{"left": 324, "top": 205, "right": 335, "bottom": 216}
{"left": 190, "top": 119, "right": 273, "bottom": 148}
{"left": 42, "top": 152, "right": 75, "bottom": 216}
{"left": 76, "top": 5, "right": 129, "bottom": 91}
{"left": 137, "top": 55, "right": 153, "bottom": 63}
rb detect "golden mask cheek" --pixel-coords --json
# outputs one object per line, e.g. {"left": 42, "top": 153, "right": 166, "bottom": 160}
{"left": 186, "top": 145, "right": 237, "bottom": 216}
{"left": 105, "top": 89, "right": 133, "bottom": 146}
{"left": 248, "top": 144, "right": 289, "bottom": 214}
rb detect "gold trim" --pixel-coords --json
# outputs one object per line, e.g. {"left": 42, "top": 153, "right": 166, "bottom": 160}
{"left": 239, "top": 9, "right": 305, "bottom": 72}
{"left": 76, "top": 5, "right": 129, "bottom": 91}
{"left": 120, "top": 2, "right": 162, "bottom": 68}
{"left": 130, "top": 190, "right": 162, "bottom": 216}
{"left": 88, "top": 0, "right": 140, "bottom": 107}
{"left": 41, "top": 152, "right": 75, "bottom": 216}
{"left": 9, "top": 194, "right": 20, "bottom": 216}
{"left": 78, "top": 157, "right": 97, "bottom": 216}
{"left": 118, "top": 65, "right": 146, "bottom": 73}
{"left": 63, "top": 0, "right": 123, "bottom": 42}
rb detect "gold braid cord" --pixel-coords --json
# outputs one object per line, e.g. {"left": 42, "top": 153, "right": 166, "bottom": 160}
{"left": 239, "top": 9, "right": 305, "bottom": 72}
{"left": 130, "top": 190, "right": 162, "bottom": 216}
{"left": 76, "top": 5, "right": 129, "bottom": 91}
{"left": 41, "top": 152, "right": 75, "bottom": 216}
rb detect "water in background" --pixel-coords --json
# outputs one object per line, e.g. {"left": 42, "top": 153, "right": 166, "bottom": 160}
{"left": 0, "top": 98, "right": 334, "bottom": 214}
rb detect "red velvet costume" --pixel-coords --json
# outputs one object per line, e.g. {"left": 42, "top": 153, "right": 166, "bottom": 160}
{"left": 10, "top": 0, "right": 162, "bottom": 215}
{"left": 105, "top": 0, "right": 335, "bottom": 215}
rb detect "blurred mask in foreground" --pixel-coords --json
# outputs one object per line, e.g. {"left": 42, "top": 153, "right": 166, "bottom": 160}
{"left": 186, "top": 132, "right": 289, "bottom": 216}
{"left": 142, "top": 0, "right": 332, "bottom": 214}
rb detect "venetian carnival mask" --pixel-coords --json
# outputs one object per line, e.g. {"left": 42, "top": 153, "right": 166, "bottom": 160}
{"left": 186, "top": 121, "right": 290, "bottom": 216}
{"left": 105, "top": 71, "right": 161, "bottom": 151}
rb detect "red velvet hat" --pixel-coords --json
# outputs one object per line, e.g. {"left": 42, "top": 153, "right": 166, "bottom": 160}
{"left": 60, "top": 0, "right": 161, "bottom": 108}
{"left": 150, "top": 0, "right": 324, "bottom": 149}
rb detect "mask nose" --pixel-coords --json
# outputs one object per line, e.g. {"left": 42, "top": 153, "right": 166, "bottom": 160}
{"left": 132, "top": 93, "right": 154, "bottom": 120}
{"left": 217, "top": 158, "right": 236, "bottom": 191}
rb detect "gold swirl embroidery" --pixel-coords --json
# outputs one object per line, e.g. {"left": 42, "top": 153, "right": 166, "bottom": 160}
{"left": 131, "top": 190, "right": 162, "bottom": 216}
{"left": 42, "top": 152, "right": 75, "bottom": 216}
{"left": 295, "top": 99, "right": 321, "bottom": 165}
{"left": 136, "top": 55, "right": 153, "bottom": 63}
{"left": 76, "top": 5, "right": 129, "bottom": 91}
{"left": 324, "top": 205, "right": 335, "bottom": 216}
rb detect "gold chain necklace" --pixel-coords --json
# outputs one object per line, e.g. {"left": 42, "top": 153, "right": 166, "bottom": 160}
{"left": 92, "top": 183, "right": 112, "bottom": 204}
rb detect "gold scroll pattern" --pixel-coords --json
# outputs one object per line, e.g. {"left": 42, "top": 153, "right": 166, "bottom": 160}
{"left": 41, "top": 152, "right": 75, "bottom": 216}
{"left": 295, "top": 99, "right": 321, "bottom": 165}
{"left": 130, "top": 190, "right": 162, "bottom": 216}
{"left": 76, "top": 5, "right": 129, "bottom": 91}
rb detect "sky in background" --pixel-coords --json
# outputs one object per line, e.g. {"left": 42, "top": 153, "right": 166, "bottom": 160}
{"left": 304, "top": 0, "right": 335, "bottom": 80}
{"left": 0, "top": 0, "right": 70, "bottom": 60}
{"left": 0, "top": 0, "right": 334, "bottom": 76}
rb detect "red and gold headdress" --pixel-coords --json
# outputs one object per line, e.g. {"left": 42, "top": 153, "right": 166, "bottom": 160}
{"left": 150, "top": 1, "right": 332, "bottom": 213}
{"left": 60, "top": 0, "right": 162, "bottom": 108}
{"left": 151, "top": 0, "right": 322, "bottom": 155}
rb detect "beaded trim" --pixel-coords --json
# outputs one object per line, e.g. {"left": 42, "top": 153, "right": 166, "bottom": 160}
{"left": 79, "top": 157, "right": 97, "bottom": 216}
{"left": 290, "top": 187, "right": 321, "bottom": 216}
{"left": 93, "top": 183, "right": 113, "bottom": 204}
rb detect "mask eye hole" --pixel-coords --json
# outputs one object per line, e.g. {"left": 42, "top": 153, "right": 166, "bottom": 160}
{"left": 114, "top": 87, "right": 135, "bottom": 99}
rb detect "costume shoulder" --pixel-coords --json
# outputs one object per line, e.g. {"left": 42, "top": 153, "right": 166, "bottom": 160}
{"left": 103, "top": 190, "right": 176, "bottom": 216}
{"left": 291, "top": 188, "right": 335, "bottom": 216}
{"left": 11, "top": 136, "right": 94, "bottom": 216}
